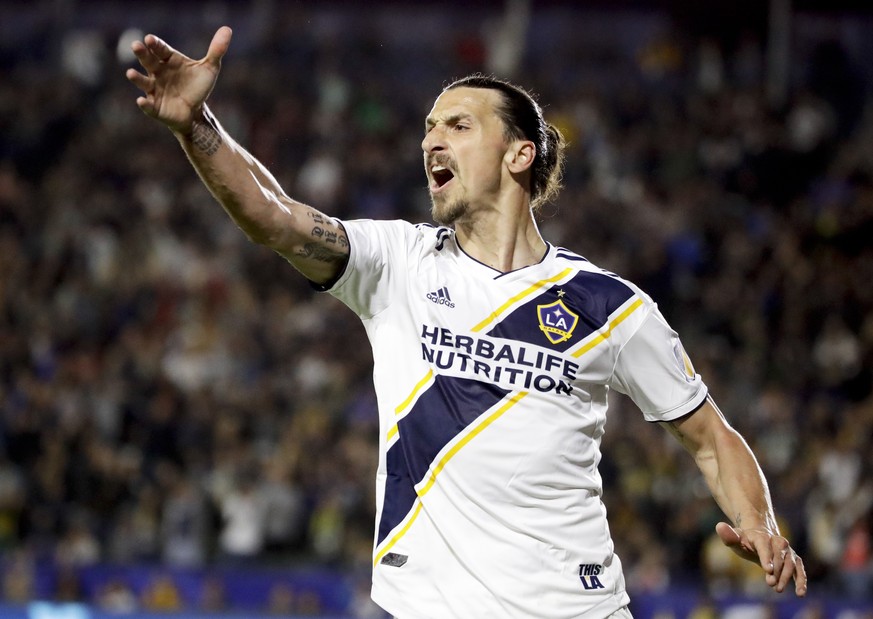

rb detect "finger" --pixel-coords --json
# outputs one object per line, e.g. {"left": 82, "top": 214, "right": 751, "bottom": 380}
{"left": 771, "top": 543, "right": 789, "bottom": 590}
{"left": 204, "top": 26, "right": 233, "bottom": 67}
{"left": 793, "top": 555, "right": 808, "bottom": 597}
{"left": 753, "top": 536, "right": 775, "bottom": 579}
{"left": 131, "top": 39, "right": 162, "bottom": 73}
{"left": 125, "top": 68, "right": 152, "bottom": 92}
{"left": 144, "top": 34, "right": 177, "bottom": 63}
{"left": 135, "top": 95, "right": 156, "bottom": 116}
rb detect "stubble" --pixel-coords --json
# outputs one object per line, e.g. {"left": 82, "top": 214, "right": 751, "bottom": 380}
{"left": 431, "top": 196, "right": 470, "bottom": 226}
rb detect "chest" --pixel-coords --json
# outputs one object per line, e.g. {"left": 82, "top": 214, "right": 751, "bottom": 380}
{"left": 394, "top": 256, "right": 621, "bottom": 387}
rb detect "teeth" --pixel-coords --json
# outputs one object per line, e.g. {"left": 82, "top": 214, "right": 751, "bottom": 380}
{"left": 431, "top": 165, "right": 447, "bottom": 173}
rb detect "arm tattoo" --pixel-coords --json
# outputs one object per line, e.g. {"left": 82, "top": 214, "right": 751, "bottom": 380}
{"left": 191, "top": 120, "right": 223, "bottom": 156}
{"left": 296, "top": 243, "right": 347, "bottom": 265}
{"left": 666, "top": 421, "right": 689, "bottom": 449}
{"left": 296, "top": 226, "right": 348, "bottom": 264}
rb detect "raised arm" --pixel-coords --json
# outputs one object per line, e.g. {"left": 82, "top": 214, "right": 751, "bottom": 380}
{"left": 125, "top": 27, "right": 348, "bottom": 285}
{"left": 662, "top": 396, "right": 807, "bottom": 597}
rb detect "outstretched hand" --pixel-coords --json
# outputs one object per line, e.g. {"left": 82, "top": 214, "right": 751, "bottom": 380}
{"left": 716, "top": 521, "right": 807, "bottom": 597}
{"left": 126, "top": 27, "right": 232, "bottom": 133}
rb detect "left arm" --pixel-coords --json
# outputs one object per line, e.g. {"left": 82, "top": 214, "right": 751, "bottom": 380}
{"left": 662, "top": 396, "right": 807, "bottom": 597}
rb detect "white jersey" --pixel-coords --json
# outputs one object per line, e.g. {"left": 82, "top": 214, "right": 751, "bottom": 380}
{"left": 325, "top": 220, "right": 707, "bottom": 619}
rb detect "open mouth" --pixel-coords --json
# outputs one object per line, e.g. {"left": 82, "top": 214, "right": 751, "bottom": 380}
{"left": 430, "top": 164, "right": 455, "bottom": 191}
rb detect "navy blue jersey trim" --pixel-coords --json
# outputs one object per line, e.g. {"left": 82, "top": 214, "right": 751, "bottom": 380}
{"left": 455, "top": 240, "right": 552, "bottom": 279}
{"left": 486, "top": 269, "right": 635, "bottom": 352}
{"left": 377, "top": 375, "right": 509, "bottom": 545}
{"left": 555, "top": 250, "right": 589, "bottom": 263}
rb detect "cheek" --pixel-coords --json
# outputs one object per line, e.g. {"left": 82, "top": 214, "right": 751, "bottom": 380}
{"left": 466, "top": 151, "right": 503, "bottom": 181}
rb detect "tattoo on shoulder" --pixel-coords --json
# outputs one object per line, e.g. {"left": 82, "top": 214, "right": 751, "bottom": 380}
{"left": 191, "top": 121, "right": 223, "bottom": 156}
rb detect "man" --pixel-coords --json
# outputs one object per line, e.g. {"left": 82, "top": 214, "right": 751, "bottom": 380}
{"left": 127, "top": 27, "right": 806, "bottom": 618}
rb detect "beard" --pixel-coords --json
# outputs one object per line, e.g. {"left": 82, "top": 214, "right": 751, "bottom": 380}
{"left": 431, "top": 196, "right": 469, "bottom": 226}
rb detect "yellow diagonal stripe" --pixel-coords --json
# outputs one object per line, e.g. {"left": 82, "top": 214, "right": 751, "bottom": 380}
{"left": 395, "top": 370, "right": 434, "bottom": 415}
{"left": 416, "top": 391, "right": 528, "bottom": 497}
{"left": 471, "top": 268, "right": 572, "bottom": 333}
{"left": 373, "top": 500, "right": 423, "bottom": 567}
{"left": 571, "top": 297, "right": 643, "bottom": 358}
{"left": 373, "top": 391, "right": 528, "bottom": 566}
{"left": 387, "top": 369, "right": 435, "bottom": 441}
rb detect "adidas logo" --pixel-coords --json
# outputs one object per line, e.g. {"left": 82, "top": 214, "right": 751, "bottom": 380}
{"left": 426, "top": 286, "right": 455, "bottom": 308}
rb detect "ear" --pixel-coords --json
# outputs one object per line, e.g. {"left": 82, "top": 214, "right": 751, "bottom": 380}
{"left": 505, "top": 140, "right": 536, "bottom": 174}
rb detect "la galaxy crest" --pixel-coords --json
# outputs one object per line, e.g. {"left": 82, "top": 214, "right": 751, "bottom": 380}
{"left": 537, "top": 299, "right": 579, "bottom": 344}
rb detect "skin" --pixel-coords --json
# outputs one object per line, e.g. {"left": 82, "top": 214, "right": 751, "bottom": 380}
{"left": 126, "top": 27, "right": 347, "bottom": 285}
{"left": 422, "top": 87, "right": 545, "bottom": 273}
{"left": 126, "top": 26, "right": 807, "bottom": 597}
{"left": 664, "top": 396, "right": 806, "bottom": 595}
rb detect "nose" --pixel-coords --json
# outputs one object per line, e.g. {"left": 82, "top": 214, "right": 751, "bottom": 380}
{"left": 421, "top": 126, "right": 445, "bottom": 154}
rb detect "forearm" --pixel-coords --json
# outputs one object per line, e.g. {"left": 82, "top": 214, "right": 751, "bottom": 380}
{"left": 667, "top": 398, "right": 778, "bottom": 531}
{"left": 694, "top": 423, "right": 778, "bottom": 533}
{"left": 128, "top": 29, "right": 347, "bottom": 283}
{"left": 667, "top": 397, "right": 806, "bottom": 595}
{"left": 173, "top": 106, "right": 347, "bottom": 282}
{"left": 175, "top": 105, "right": 298, "bottom": 248}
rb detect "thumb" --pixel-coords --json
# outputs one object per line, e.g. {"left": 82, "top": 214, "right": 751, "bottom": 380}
{"left": 716, "top": 521, "right": 764, "bottom": 567}
{"left": 716, "top": 521, "right": 742, "bottom": 548}
{"left": 205, "top": 26, "right": 233, "bottom": 67}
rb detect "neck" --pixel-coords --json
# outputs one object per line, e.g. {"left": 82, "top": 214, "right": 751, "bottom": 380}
{"left": 454, "top": 199, "right": 547, "bottom": 273}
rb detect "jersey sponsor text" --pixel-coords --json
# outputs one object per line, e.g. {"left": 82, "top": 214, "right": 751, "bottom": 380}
{"left": 420, "top": 323, "right": 578, "bottom": 395}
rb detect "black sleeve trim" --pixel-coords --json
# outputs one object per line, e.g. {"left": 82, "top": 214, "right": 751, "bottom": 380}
{"left": 644, "top": 389, "right": 709, "bottom": 424}
{"left": 308, "top": 254, "right": 350, "bottom": 292}
{"left": 308, "top": 219, "right": 351, "bottom": 292}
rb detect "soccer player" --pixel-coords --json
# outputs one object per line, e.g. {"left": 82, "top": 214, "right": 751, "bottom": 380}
{"left": 127, "top": 27, "right": 807, "bottom": 618}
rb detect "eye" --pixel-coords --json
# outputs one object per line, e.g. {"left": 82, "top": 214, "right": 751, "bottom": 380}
{"left": 454, "top": 124, "right": 469, "bottom": 132}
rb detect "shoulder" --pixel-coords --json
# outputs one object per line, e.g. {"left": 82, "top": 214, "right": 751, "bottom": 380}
{"left": 413, "top": 223, "right": 455, "bottom": 250}
{"left": 552, "top": 246, "right": 649, "bottom": 312}
{"left": 341, "top": 219, "right": 449, "bottom": 246}
{"left": 335, "top": 219, "right": 458, "bottom": 273}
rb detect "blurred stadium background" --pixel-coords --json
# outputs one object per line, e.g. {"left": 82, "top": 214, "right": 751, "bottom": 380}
{"left": 1, "top": 0, "right": 872, "bottom": 617}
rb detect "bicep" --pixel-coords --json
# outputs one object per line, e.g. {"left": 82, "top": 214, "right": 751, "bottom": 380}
{"left": 271, "top": 202, "right": 350, "bottom": 285}
{"left": 662, "top": 396, "right": 735, "bottom": 457}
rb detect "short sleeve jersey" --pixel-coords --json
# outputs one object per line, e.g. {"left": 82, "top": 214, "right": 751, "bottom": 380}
{"left": 325, "top": 219, "right": 707, "bottom": 619}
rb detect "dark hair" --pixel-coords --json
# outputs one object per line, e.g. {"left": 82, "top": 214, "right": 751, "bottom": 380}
{"left": 444, "top": 74, "right": 565, "bottom": 210}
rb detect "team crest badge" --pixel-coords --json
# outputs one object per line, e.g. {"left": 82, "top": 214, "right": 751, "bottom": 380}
{"left": 537, "top": 300, "right": 579, "bottom": 344}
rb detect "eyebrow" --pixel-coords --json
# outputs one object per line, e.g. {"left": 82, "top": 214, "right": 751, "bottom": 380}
{"left": 424, "top": 112, "right": 474, "bottom": 131}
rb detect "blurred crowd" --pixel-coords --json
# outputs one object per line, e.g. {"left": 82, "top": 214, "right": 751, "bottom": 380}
{"left": 0, "top": 1, "right": 871, "bottom": 614}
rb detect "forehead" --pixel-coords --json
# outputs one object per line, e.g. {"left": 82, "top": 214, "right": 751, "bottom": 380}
{"left": 426, "top": 87, "right": 503, "bottom": 125}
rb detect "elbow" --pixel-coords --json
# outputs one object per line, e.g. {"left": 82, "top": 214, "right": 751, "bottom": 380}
{"left": 241, "top": 226, "right": 272, "bottom": 247}
{"left": 231, "top": 204, "right": 293, "bottom": 251}
{"left": 241, "top": 226, "right": 290, "bottom": 253}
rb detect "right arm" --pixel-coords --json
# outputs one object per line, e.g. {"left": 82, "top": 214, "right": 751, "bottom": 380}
{"left": 125, "top": 27, "right": 348, "bottom": 285}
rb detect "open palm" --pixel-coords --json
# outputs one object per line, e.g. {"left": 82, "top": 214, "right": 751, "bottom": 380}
{"left": 126, "top": 27, "right": 232, "bottom": 133}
